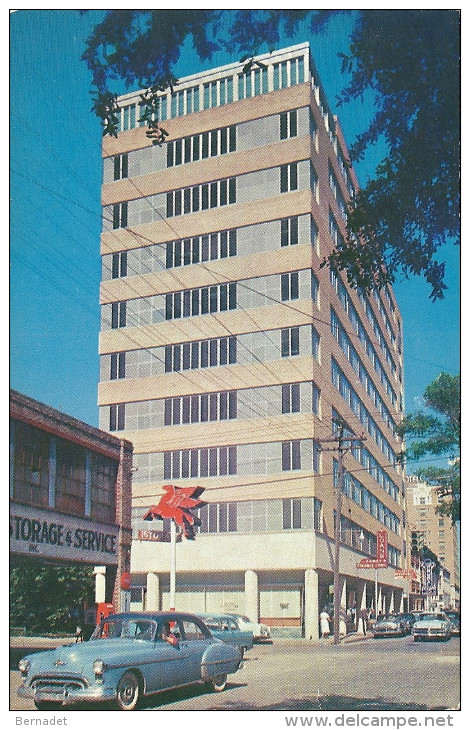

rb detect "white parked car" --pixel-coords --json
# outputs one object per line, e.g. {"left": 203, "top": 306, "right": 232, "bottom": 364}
{"left": 412, "top": 612, "right": 452, "bottom": 642}
{"left": 228, "top": 614, "right": 272, "bottom": 642}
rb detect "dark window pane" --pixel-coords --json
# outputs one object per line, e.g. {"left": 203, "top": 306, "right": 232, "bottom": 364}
{"left": 182, "top": 342, "right": 191, "bottom": 369}
{"left": 229, "top": 391, "right": 237, "bottom": 418}
{"left": 219, "top": 447, "right": 228, "bottom": 476}
{"left": 292, "top": 383, "right": 300, "bottom": 412}
{"left": 282, "top": 384, "right": 290, "bottom": 413}
{"left": 292, "top": 440, "right": 301, "bottom": 469}
{"left": 192, "top": 237, "right": 200, "bottom": 263}
{"left": 200, "top": 449, "right": 208, "bottom": 477}
{"left": 110, "top": 354, "right": 117, "bottom": 380}
{"left": 220, "top": 338, "right": 228, "bottom": 365}
{"left": 191, "top": 288, "right": 199, "bottom": 316}
{"left": 219, "top": 391, "right": 228, "bottom": 420}
{"left": 228, "top": 446, "right": 237, "bottom": 475}
{"left": 229, "top": 126, "right": 236, "bottom": 152}
{"left": 210, "top": 286, "right": 218, "bottom": 313}
{"left": 166, "top": 241, "right": 174, "bottom": 269}
{"left": 200, "top": 340, "right": 208, "bottom": 367}
{"left": 209, "top": 393, "right": 218, "bottom": 421}
{"left": 280, "top": 112, "right": 288, "bottom": 139}
{"left": 229, "top": 336, "right": 237, "bottom": 364}
{"left": 190, "top": 449, "right": 198, "bottom": 477}
{"left": 210, "top": 339, "right": 218, "bottom": 366}
{"left": 173, "top": 345, "right": 181, "bottom": 372}
{"left": 291, "top": 327, "right": 300, "bottom": 356}
{"left": 201, "top": 287, "right": 209, "bottom": 314}
{"left": 292, "top": 498, "right": 301, "bottom": 528}
{"left": 191, "top": 341, "right": 199, "bottom": 369}
{"left": 200, "top": 394, "right": 209, "bottom": 422}
{"left": 191, "top": 395, "right": 199, "bottom": 423}
{"left": 282, "top": 498, "right": 291, "bottom": 528}
{"left": 181, "top": 450, "right": 190, "bottom": 478}
{"left": 164, "top": 399, "right": 171, "bottom": 425}
{"left": 281, "top": 218, "right": 288, "bottom": 246}
{"left": 229, "top": 229, "right": 237, "bottom": 256}
{"left": 209, "top": 448, "right": 218, "bottom": 476}
{"left": 165, "top": 346, "right": 172, "bottom": 373}
{"left": 201, "top": 235, "right": 209, "bottom": 261}
{"left": 183, "top": 290, "right": 191, "bottom": 317}
{"left": 282, "top": 442, "right": 290, "bottom": 471}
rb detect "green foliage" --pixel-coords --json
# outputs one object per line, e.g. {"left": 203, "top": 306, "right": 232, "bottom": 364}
{"left": 82, "top": 9, "right": 460, "bottom": 299}
{"left": 397, "top": 373, "right": 460, "bottom": 523}
{"left": 329, "top": 10, "right": 460, "bottom": 301}
{"left": 10, "top": 561, "right": 95, "bottom": 634}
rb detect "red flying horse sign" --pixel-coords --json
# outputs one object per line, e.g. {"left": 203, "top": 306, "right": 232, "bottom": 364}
{"left": 143, "top": 485, "right": 206, "bottom": 539}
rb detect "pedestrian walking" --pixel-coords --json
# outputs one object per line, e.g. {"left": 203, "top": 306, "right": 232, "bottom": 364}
{"left": 320, "top": 609, "right": 331, "bottom": 639}
{"left": 360, "top": 608, "right": 368, "bottom": 635}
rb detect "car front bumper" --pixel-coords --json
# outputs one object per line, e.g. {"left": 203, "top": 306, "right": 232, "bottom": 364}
{"left": 413, "top": 628, "right": 449, "bottom": 639}
{"left": 18, "top": 680, "right": 117, "bottom": 705}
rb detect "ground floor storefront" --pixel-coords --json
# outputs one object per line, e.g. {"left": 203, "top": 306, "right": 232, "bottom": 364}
{"left": 129, "top": 530, "right": 407, "bottom": 639}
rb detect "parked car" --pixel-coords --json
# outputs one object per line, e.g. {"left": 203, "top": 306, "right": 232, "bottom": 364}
{"left": 395, "top": 612, "right": 416, "bottom": 634}
{"left": 197, "top": 613, "right": 253, "bottom": 655}
{"left": 227, "top": 613, "right": 272, "bottom": 642}
{"left": 444, "top": 611, "right": 460, "bottom": 636}
{"left": 372, "top": 614, "right": 405, "bottom": 638}
{"left": 412, "top": 612, "right": 452, "bottom": 642}
{"left": 17, "top": 611, "right": 243, "bottom": 711}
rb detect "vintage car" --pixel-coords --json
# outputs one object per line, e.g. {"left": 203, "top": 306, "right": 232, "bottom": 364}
{"left": 18, "top": 611, "right": 242, "bottom": 711}
{"left": 412, "top": 612, "right": 452, "bottom": 642}
{"left": 395, "top": 612, "right": 416, "bottom": 634}
{"left": 227, "top": 613, "right": 272, "bottom": 642}
{"left": 372, "top": 614, "right": 405, "bottom": 638}
{"left": 445, "top": 610, "right": 460, "bottom": 636}
{"left": 197, "top": 613, "right": 253, "bottom": 655}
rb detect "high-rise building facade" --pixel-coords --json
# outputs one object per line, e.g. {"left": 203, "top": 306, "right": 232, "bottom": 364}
{"left": 98, "top": 43, "right": 407, "bottom": 638}
{"left": 406, "top": 476, "right": 460, "bottom": 609}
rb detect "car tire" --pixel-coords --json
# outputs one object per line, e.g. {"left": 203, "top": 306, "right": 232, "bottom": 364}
{"left": 34, "top": 701, "right": 61, "bottom": 710}
{"left": 116, "top": 670, "right": 141, "bottom": 711}
{"left": 210, "top": 674, "right": 227, "bottom": 692}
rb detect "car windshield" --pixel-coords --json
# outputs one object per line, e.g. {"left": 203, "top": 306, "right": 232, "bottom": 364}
{"left": 378, "top": 615, "right": 399, "bottom": 622}
{"left": 419, "top": 613, "right": 446, "bottom": 622}
{"left": 91, "top": 618, "right": 156, "bottom": 641}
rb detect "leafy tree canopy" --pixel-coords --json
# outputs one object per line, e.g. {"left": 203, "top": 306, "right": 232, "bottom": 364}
{"left": 397, "top": 373, "right": 460, "bottom": 523}
{"left": 10, "top": 561, "right": 95, "bottom": 634}
{"left": 82, "top": 9, "right": 460, "bottom": 299}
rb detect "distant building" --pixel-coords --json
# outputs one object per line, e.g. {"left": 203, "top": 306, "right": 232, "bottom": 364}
{"left": 406, "top": 476, "right": 460, "bottom": 609}
{"left": 10, "top": 389, "right": 133, "bottom": 612}
{"left": 98, "top": 42, "right": 407, "bottom": 637}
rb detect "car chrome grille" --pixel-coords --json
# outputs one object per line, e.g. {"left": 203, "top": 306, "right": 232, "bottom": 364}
{"left": 31, "top": 675, "right": 88, "bottom": 693}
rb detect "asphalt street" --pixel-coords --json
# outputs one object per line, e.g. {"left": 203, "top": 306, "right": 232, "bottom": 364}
{"left": 10, "top": 635, "right": 460, "bottom": 712}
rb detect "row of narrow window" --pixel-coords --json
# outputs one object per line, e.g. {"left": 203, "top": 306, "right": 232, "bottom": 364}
{"left": 108, "top": 326, "right": 317, "bottom": 382}
{"left": 110, "top": 162, "right": 305, "bottom": 229}
{"left": 111, "top": 109, "right": 300, "bottom": 181}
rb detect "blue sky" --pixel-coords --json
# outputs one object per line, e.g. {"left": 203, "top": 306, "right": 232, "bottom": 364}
{"left": 10, "top": 10, "right": 460, "bottom": 472}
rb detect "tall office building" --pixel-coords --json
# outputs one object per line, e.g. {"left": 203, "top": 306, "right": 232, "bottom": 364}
{"left": 406, "top": 476, "right": 460, "bottom": 609}
{"left": 98, "top": 43, "right": 407, "bottom": 638}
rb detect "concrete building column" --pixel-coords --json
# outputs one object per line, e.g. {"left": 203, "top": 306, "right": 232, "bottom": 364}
{"left": 244, "top": 570, "right": 259, "bottom": 621}
{"left": 339, "top": 577, "right": 347, "bottom": 636}
{"left": 94, "top": 566, "right": 106, "bottom": 604}
{"left": 146, "top": 572, "right": 160, "bottom": 611}
{"left": 304, "top": 568, "right": 319, "bottom": 641}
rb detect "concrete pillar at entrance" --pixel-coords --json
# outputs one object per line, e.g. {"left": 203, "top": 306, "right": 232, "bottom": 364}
{"left": 377, "top": 584, "right": 383, "bottom": 615}
{"left": 304, "top": 569, "right": 319, "bottom": 640}
{"left": 383, "top": 589, "right": 393, "bottom": 615}
{"left": 146, "top": 572, "right": 160, "bottom": 611}
{"left": 94, "top": 566, "right": 106, "bottom": 604}
{"left": 244, "top": 570, "right": 258, "bottom": 621}
{"left": 339, "top": 577, "right": 347, "bottom": 636}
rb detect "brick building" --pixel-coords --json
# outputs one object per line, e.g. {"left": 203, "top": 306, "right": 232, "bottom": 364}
{"left": 10, "top": 389, "right": 133, "bottom": 612}
{"left": 97, "top": 43, "right": 408, "bottom": 637}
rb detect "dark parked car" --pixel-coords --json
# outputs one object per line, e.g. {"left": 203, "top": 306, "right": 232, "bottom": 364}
{"left": 18, "top": 612, "right": 243, "bottom": 710}
{"left": 395, "top": 612, "right": 416, "bottom": 634}
{"left": 372, "top": 614, "right": 405, "bottom": 638}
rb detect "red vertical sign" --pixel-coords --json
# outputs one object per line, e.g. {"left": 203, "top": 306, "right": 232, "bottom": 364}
{"left": 376, "top": 530, "right": 388, "bottom": 567}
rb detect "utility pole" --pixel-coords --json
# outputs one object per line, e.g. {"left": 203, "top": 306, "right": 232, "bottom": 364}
{"left": 318, "top": 419, "right": 366, "bottom": 645}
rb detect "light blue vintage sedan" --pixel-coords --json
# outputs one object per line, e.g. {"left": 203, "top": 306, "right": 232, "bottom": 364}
{"left": 18, "top": 612, "right": 243, "bottom": 710}
{"left": 197, "top": 613, "right": 254, "bottom": 656}
{"left": 412, "top": 612, "right": 452, "bottom": 642}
